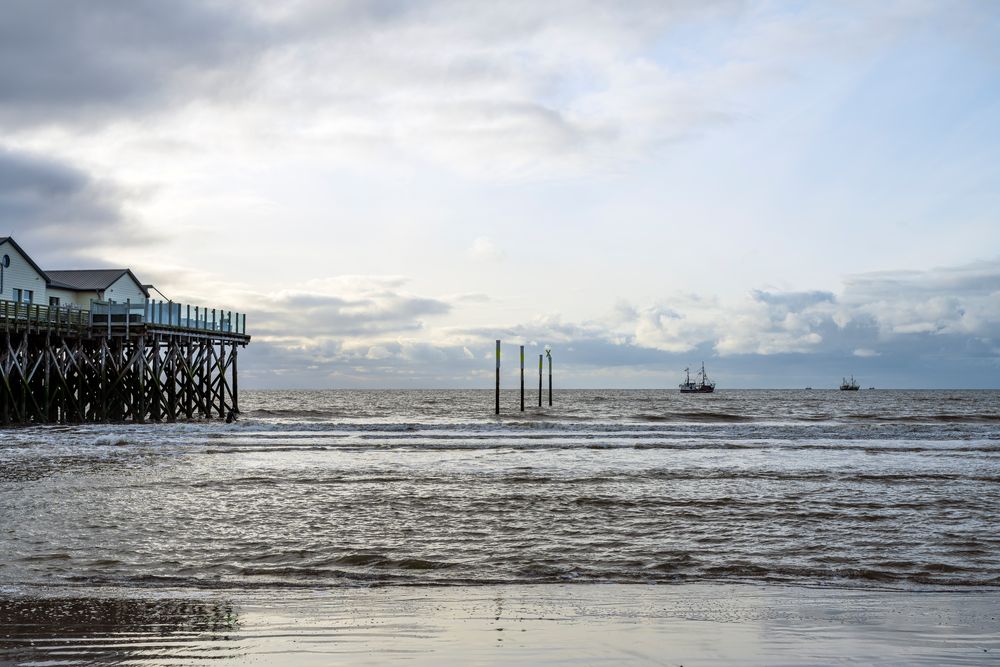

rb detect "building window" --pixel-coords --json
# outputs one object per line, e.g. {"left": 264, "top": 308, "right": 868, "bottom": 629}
{"left": 11, "top": 289, "right": 33, "bottom": 303}
{"left": 49, "top": 296, "right": 60, "bottom": 307}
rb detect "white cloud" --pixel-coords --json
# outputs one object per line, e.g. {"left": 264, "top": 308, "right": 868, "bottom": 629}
{"left": 9, "top": 0, "right": 955, "bottom": 178}
{"left": 468, "top": 237, "right": 505, "bottom": 262}
{"left": 365, "top": 345, "right": 393, "bottom": 360}
{"left": 235, "top": 256, "right": 1000, "bottom": 387}
{"left": 247, "top": 275, "right": 451, "bottom": 341}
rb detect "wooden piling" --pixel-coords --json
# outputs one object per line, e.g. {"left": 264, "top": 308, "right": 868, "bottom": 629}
{"left": 520, "top": 345, "right": 525, "bottom": 412}
{"left": 495, "top": 340, "right": 500, "bottom": 415}
{"left": 0, "top": 298, "right": 249, "bottom": 426}
{"left": 538, "top": 354, "right": 543, "bottom": 407}
{"left": 231, "top": 342, "right": 239, "bottom": 414}
{"left": 547, "top": 349, "right": 552, "bottom": 406}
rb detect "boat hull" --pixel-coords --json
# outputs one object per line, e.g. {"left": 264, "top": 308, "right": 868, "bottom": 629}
{"left": 680, "top": 386, "right": 715, "bottom": 393}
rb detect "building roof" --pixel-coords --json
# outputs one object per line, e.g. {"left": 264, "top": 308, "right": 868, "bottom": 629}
{"left": 46, "top": 269, "right": 150, "bottom": 297}
{"left": 0, "top": 237, "right": 50, "bottom": 281}
{"left": 0, "top": 237, "right": 151, "bottom": 298}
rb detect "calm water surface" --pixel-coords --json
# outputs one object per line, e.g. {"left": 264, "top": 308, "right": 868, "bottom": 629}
{"left": 2, "top": 389, "right": 998, "bottom": 591}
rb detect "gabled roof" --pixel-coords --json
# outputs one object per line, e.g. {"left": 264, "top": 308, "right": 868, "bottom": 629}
{"left": 0, "top": 237, "right": 151, "bottom": 298}
{"left": 0, "top": 237, "right": 50, "bottom": 281}
{"left": 46, "top": 268, "right": 150, "bottom": 297}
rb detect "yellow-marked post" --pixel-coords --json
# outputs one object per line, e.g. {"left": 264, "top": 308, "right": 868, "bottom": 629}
{"left": 519, "top": 345, "right": 525, "bottom": 412}
{"left": 495, "top": 340, "right": 501, "bottom": 415}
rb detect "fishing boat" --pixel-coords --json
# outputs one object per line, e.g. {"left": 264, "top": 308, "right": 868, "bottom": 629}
{"left": 680, "top": 363, "right": 716, "bottom": 393}
{"left": 840, "top": 376, "right": 860, "bottom": 391}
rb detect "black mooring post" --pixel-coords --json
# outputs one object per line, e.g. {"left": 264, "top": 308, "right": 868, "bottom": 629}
{"left": 495, "top": 340, "right": 500, "bottom": 415}
{"left": 520, "top": 345, "right": 525, "bottom": 412}
{"left": 538, "top": 354, "right": 543, "bottom": 407}
{"left": 547, "top": 349, "right": 552, "bottom": 406}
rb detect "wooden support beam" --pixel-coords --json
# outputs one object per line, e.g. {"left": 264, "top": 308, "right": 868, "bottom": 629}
{"left": 0, "top": 315, "right": 246, "bottom": 426}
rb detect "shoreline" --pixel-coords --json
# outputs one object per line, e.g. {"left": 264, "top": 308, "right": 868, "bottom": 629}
{"left": 3, "top": 582, "right": 998, "bottom": 665}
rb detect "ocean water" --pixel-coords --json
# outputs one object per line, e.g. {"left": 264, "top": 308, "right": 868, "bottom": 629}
{"left": 1, "top": 389, "right": 998, "bottom": 593}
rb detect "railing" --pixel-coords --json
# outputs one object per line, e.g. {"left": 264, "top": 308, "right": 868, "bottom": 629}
{"left": 0, "top": 300, "right": 89, "bottom": 330}
{"left": 141, "top": 300, "right": 246, "bottom": 334}
{"left": 0, "top": 298, "right": 247, "bottom": 336}
{"left": 88, "top": 300, "right": 144, "bottom": 327}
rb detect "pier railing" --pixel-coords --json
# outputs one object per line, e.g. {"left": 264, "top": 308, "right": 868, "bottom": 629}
{"left": 0, "top": 298, "right": 247, "bottom": 337}
{"left": 137, "top": 300, "right": 246, "bottom": 334}
{"left": 0, "top": 300, "right": 90, "bottom": 332}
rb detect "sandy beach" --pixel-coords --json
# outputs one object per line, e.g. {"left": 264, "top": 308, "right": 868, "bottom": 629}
{"left": 3, "top": 583, "right": 998, "bottom": 665}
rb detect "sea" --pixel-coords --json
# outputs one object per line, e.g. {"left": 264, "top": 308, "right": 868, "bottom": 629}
{"left": 2, "top": 388, "right": 998, "bottom": 593}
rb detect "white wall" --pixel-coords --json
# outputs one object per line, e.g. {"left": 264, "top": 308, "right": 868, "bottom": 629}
{"left": 45, "top": 287, "right": 92, "bottom": 308}
{"left": 0, "top": 241, "right": 46, "bottom": 304}
{"left": 105, "top": 272, "right": 147, "bottom": 305}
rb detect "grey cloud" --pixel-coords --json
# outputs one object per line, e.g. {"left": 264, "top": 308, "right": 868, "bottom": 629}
{"left": 841, "top": 260, "right": 1000, "bottom": 338}
{"left": 240, "top": 257, "right": 1000, "bottom": 388}
{"left": 0, "top": 1, "right": 265, "bottom": 127}
{"left": 2, "top": 0, "right": 993, "bottom": 182}
{"left": 0, "top": 1, "right": 689, "bottom": 121}
{"left": 0, "top": 147, "right": 154, "bottom": 264}
{"left": 451, "top": 315, "right": 611, "bottom": 347}
{"left": 237, "top": 257, "right": 1000, "bottom": 388}
{"left": 751, "top": 290, "right": 835, "bottom": 310}
{"left": 250, "top": 281, "right": 451, "bottom": 339}
{"left": 844, "top": 261, "right": 1000, "bottom": 299}
{"left": 0, "top": 0, "right": 754, "bottom": 174}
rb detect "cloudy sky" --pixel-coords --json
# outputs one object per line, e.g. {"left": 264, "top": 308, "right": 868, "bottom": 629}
{"left": 2, "top": 1, "right": 998, "bottom": 388}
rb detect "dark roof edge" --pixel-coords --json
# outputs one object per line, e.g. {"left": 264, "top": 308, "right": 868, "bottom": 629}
{"left": 123, "top": 268, "right": 150, "bottom": 298}
{"left": 46, "top": 268, "right": 150, "bottom": 298}
{"left": 0, "top": 237, "right": 51, "bottom": 283}
{"left": 44, "top": 268, "right": 129, "bottom": 273}
{"left": 0, "top": 237, "right": 150, "bottom": 299}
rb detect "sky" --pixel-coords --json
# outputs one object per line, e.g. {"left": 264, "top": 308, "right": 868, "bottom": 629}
{"left": 1, "top": 0, "right": 998, "bottom": 388}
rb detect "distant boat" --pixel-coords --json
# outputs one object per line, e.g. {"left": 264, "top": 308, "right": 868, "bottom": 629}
{"left": 805, "top": 387, "right": 812, "bottom": 390}
{"left": 840, "top": 376, "right": 860, "bottom": 391}
{"left": 680, "top": 363, "right": 716, "bottom": 393}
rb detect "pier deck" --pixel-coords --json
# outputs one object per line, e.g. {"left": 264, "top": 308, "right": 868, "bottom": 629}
{"left": 0, "top": 299, "right": 249, "bottom": 425}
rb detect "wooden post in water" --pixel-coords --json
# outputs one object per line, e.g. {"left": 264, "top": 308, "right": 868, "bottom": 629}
{"left": 520, "top": 345, "right": 525, "bottom": 412}
{"left": 546, "top": 349, "right": 552, "bottom": 406}
{"left": 232, "top": 343, "right": 239, "bottom": 414}
{"left": 538, "top": 354, "right": 543, "bottom": 407}
{"left": 495, "top": 340, "right": 500, "bottom": 415}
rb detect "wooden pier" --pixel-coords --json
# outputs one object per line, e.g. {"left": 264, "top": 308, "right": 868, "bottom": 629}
{"left": 0, "top": 299, "right": 249, "bottom": 425}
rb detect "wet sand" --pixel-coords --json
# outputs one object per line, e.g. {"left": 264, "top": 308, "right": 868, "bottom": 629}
{"left": 2, "top": 583, "right": 998, "bottom": 665}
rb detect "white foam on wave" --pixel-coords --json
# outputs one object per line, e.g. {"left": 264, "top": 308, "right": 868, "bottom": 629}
{"left": 92, "top": 435, "right": 131, "bottom": 447}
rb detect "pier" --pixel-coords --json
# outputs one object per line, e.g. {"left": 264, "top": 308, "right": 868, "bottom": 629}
{"left": 0, "top": 299, "right": 249, "bottom": 425}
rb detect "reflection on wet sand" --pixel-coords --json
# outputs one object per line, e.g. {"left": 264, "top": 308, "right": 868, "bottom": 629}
{"left": 0, "top": 596, "right": 242, "bottom": 665}
{"left": 2, "top": 585, "right": 997, "bottom": 666}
